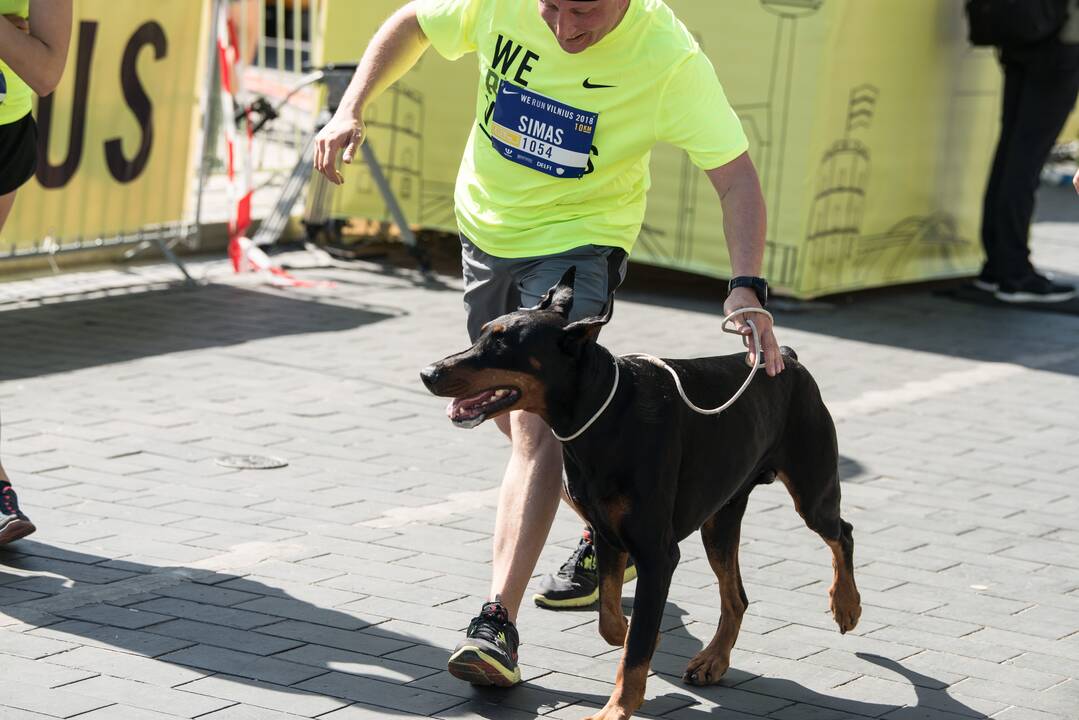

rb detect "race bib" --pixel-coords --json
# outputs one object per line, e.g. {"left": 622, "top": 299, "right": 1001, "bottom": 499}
{"left": 490, "top": 80, "right": 598, "bottom": 179}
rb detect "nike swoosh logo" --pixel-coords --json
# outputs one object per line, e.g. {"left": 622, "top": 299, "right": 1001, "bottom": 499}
{"left": 583, "top": 78, "right": 616, "bottom": 89}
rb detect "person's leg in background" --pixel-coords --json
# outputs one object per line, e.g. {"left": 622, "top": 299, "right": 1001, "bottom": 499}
{"left": 0, "top": 189, "right": 38, "bottom": 546}
{"left": 0, "top": 191, "right": 17, "bottom": 229}
{"left": 989, "top": 42, "right": 1079, "bottom": 302}
{"left": 977, "top": 51, "right": 1026, "bottom": 291}
{"left": 0, "top": 405, "right": 36, "bottom": 546}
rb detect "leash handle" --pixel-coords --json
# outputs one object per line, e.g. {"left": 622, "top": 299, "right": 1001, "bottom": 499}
{"left": 626, "top": 307, "right": 774, "bottom": 417}
{"left": 554, "top": 307, "right": 777, "bottom": 442}
{"left": 721, "top": 306, "right": 773, "bottom": 342}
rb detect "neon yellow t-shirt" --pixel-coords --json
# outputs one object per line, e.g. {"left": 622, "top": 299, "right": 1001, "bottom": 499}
{"left": 0, "top": 0, "right": 32, "bottom": 126}
{"left": 415, "top": 0, "right": 748, "bottom": 259}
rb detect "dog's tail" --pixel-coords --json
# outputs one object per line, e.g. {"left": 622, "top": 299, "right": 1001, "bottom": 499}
{"left": 780, "top": 346, "right": 798, "bottom": 363}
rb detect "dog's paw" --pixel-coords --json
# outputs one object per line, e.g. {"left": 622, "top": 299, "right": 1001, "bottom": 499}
{"left": 681, "top": 651, "right": 730, "bottom": 686}
{"left": 583, "top": 709, "right": 631, "bottom": 720}
{"left": 830, "top": 585, "right": 862, "bottom": 634}
{"left": 584, "top": 699, "right": 636, "bottom": 720}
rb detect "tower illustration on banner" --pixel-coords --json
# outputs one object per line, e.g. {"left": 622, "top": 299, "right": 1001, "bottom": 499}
{"left": 803, "top": 84, "right": 878, "bottom": 291}
{"left": 656, "top": 0, "right": 824, "bottom": 275}
{"left": 756, "top": 0, "right": 824, "bottom": 284}
{"left": 351, "top": 84, "right": 426, "bottom": 226}
{"left": 802, "top": 83, "right": 972, "bottom": 294}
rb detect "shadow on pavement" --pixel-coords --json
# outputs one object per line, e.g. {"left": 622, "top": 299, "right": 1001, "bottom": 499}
{"left": 0, "top": 544, "right": 986, "bottom": 719}
{"left": 0, "top": 284, "right": 401, "bottom": 382}
{"left": 656, "top": 604, "right": 990, "bottom": 719}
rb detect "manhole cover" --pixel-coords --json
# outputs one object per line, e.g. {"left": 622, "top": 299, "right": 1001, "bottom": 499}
{"left": 214, "top": 455, "right": 289, "bottom": 470}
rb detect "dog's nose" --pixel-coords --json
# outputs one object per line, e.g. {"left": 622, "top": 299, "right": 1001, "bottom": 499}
{"left": 420, "top": 364, "right": 441, "bottom": 391}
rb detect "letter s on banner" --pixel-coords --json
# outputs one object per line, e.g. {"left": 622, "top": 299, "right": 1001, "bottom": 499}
{"left": 105, "top": 21, "right": 168, "bottom": 183}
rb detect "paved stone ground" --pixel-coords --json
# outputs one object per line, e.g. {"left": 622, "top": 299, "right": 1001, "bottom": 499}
{"left": 1, "top": 186, "right": 1078, "bottom": 719}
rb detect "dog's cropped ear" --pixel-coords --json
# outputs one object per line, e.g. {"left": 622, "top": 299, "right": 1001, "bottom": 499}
{"left": 561, "top": 297, "right": 614, "bottom": 355}
{"left": 530, "top": 267, "right": 576, "bottom": 318}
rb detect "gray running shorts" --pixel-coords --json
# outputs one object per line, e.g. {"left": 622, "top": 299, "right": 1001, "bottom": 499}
{"left": 461, "top": 235, "right": 629, "bottom": 343}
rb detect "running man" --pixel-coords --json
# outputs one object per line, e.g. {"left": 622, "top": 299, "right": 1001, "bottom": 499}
{"left": 314, "top": 0, "right": 783, "bottom": 687}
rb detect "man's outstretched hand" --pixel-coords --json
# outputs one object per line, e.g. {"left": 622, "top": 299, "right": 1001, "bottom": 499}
{"left": 313, "top": 115, "right": 365, "bottom": 186}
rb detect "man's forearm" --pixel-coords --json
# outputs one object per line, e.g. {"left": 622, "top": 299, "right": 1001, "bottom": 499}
{"left": 338, "top": 2, "right": 430, "bottom": 121}
{"left": 713, "top": 161, "right": 767, "bottom": 278}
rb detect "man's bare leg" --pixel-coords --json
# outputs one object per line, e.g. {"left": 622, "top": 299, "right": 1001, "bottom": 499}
{"left": 446, "top": 409, "right": 566, "bottom": 687}
{"left": 488, "top": 409, "right": 565, "bottom": 622}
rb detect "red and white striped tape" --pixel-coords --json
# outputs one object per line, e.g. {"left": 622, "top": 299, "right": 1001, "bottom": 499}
{"left": 215, "top": 6, "right": 322, "bottom": 288}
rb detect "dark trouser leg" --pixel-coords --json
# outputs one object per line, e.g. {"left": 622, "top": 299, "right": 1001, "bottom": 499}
{"left": 985, "top": 43, "right": 1079, "bottom": 282}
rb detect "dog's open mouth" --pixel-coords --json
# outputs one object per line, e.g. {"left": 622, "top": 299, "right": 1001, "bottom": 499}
{"left": 447, "top": 387, "right": 521, "bottom": 428}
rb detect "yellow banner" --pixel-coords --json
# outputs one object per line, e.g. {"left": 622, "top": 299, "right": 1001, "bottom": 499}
{"left": 1, "top": 0, "right": 204, "bottom": 250}
{"left": 1062, "top": 104, "right": 1079, "bottom": 142}
{"left": 319, "top": 0, "right": 1002, "bottom": 298}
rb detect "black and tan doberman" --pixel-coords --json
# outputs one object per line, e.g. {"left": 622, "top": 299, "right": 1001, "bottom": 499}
{"left": 421, "top": 269, "right": 861, "bottom": 720}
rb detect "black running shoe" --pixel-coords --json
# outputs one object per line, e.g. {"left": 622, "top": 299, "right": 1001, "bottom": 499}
{"left": 533, "top": 528, "right": 637, "bottom": 609}
{"left": 972, "top": 269, "right": 999, "bottom": 293}
{"left": 0, "top": 480, "right": 36, "bottom": 546}
{"left": 995, "top": 273, "right": 1076, "bottom": 303}
{"left": 447, "top": 601, "right": 521, "bottom": 687}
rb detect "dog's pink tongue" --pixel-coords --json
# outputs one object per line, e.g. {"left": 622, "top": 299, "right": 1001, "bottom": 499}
{"left": 447, "top": 390, "right": 497, "bottom": 420}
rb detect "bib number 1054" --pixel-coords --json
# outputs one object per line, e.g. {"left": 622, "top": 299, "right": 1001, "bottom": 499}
{"left": 525, "top": 138, "right": 555, "bottom": 159}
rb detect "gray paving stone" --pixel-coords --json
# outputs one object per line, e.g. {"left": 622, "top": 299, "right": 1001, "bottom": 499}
{"left": 295, "top": 670, "right": 463, "bottom": 715}
{"left": 195, "top": 705, "right": 313, "bottom": 720}
{"left": 2, "top": 679, "right": 113, "bottom": 718}
{"left": 340, "top": 595, "right": 476, "bottom": 632}
{"left": 148, "top": 580, "right": 264, "bottom": 607}
{"left": 948, "top": 676, "right": 1079, "bottom": 716}
{"left": 61, "top": 675, "right": 234, "bottom": 717}
{"left": 52, "top": 603, "right": 174, "bottom": 630}
{"left": 216, "top": 574, "right": 370, "bottom": 608}
{"left": 44, "top": 644, "right": 209, "bottom": 686}
{"left": 274, "top": 643, "right": 442, "bottom": 683}
{"left": 127, "top": 597, "right": 279, "bottom": 630}
{"left": 405, "top": 670, "right": 575, "bottom": 715}
{"left": 177, "top": 673, "right": 348, "bottom": 717}
{"left": 144, "top": 618, "right": 304, "bottom": 655}
{"left": 0, "top": 651, "right": 98, "bottom": 688}
{"left": 320, "top": 573, "right": 466, "bottom": 607}
{"left": 71, "top": 705, "right": 204, "bottom": 720}
{"left": 300, "top": 553, "right": 438, "bottom": 583}
{"left": 2, "top": 556, "right": 136, "bottom": 585}
{"left": 435, "top": 700, "right": 557, "bottom": 720}
{"left": 254, "top": 619, "right": 414, "bottom": 656}
{"left": 158, "top": 644, "right": 326, "bottom": 685}
{"left": 28, "top": 620, "right": 196, "bottom": 657}
{"left": 232, "top": 595, "right": 376, "bottom": 630}
{"left": 320, "top": 704, "right": 429, "bottom": 719}
{"left": 0, "top": 629, "right": 76, "bottom": 659}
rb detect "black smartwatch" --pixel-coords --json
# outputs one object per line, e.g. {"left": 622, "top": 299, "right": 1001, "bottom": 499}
{"left": 728, "top": 276, "right": 769, "bottom": 307}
